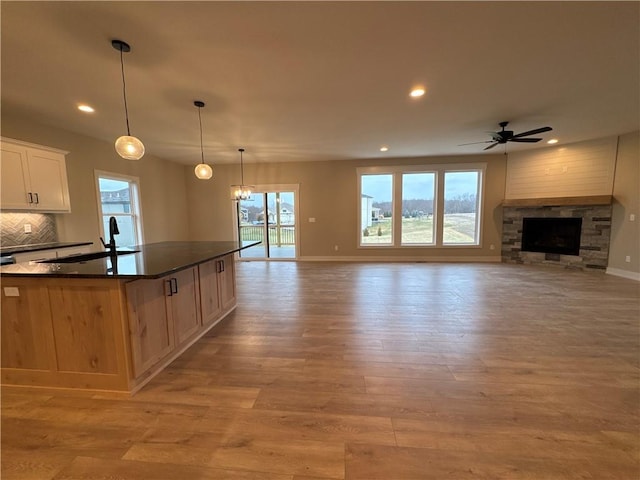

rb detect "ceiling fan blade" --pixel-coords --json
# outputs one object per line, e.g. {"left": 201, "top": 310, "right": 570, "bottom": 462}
{"left": 509, "top": 138, "right": 542, "bottom": 143}
{"left": 458, "top": 140, "right": 492, "bottom": 146}
{"left": 512, "top": 126, "right": 552, "bottom": 138}
{"left": 484, "top": 142, "right": 499, "bottom": 151}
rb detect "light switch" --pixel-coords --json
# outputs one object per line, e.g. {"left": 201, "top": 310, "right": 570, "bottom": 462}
{"left": 309, "top": 217, "right": 316, "bottom": 223}
{"left": 4, "top": 287, "right": 19, "bottom": 297}
{"left": 630, "top": 214, "right": 636, "bottom": 222}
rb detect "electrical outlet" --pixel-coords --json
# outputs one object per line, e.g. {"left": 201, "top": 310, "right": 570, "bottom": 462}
{"left": 309, "top": 217, "right": 316, "bottom": 223}
{"left": 489, "top": 244, "right": 495, "bottom": 250}
{"left": 3, "top": 287, "right": 19, "bottom": 297}
{"left": 625, "top": 255, "right": 631, "bottom": 263}
{"left": 334, "top": 245, "right": 339, "bottom": 251}
{"left": 24, "top": 223, "right": 32, "bottom": 233}
{"left": 630, "top": 214, "right": 636, "bottom": 222}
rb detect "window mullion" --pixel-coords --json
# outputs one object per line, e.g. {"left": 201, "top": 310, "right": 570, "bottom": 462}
{"left": 434, "top": 171, "right": 445, "bottom": 246}
{"left": 392, "top": 173, "right": 402, "bottom": 246}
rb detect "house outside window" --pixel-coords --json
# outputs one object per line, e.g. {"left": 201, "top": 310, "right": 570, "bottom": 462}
{"left": 95, "top": 171, "right": 143, "bottom": 247}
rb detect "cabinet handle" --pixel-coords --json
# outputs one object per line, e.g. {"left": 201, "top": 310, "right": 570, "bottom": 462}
{"left": 221, "top": 260, "right": 225, "bottom": 272}
{"left": 166, "top": 278, "right": 178, "bottom": 296}
{"left": 34, "top": 192, "right": 39, "bottom": 204}
{"left": 28, "top": 192, "right": 33, "bottom": 204}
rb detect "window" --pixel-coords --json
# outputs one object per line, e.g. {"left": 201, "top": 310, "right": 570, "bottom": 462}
{"left": 358, "top": 164, "right": 484, "bottom": 248}
{"left": 360, "top": 174, "right": 393, "bottom": 245}
{"left": 95, "top": 171, "right": 143, "bottom": 247}
{"left": 443, "top": 171, "right": 481, "bottom": 245}
{"left": 401, "top": 172, "right": 436, "bottom": 245}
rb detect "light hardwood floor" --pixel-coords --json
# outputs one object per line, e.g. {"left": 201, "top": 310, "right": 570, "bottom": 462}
{"left": 2, "top": 262, "right": 639, "bottom": 479}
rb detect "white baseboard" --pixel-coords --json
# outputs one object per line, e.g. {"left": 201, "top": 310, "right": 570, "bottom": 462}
{"left": 606, "top": 267, "right": 640, "bottom": 282}
{"left": 299, "top": 255, "right": 502, "bottom": 263}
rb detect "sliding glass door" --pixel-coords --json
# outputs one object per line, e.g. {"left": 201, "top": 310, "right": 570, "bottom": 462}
{"left": 237, "top": 187, "right": 297, "bottom": 259}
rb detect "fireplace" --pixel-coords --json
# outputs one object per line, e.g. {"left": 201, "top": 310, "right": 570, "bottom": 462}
{"left": 521, "top": 217, "right": 582, "bottom": 256}
{"left": 501, "top": 204, "right": 612, "bottom": 271}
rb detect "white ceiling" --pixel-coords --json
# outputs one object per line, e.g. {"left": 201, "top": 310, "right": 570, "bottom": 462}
{"left": 1, "top": 2, "right": 638, "bottom": 165}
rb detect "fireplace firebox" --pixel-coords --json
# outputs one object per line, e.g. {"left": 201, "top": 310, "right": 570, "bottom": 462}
{"left": 521, "top": 217, "right": 582, "bottom": 256}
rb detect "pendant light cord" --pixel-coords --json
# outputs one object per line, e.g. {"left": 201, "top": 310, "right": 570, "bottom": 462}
{"left": 119, "top": 48, "right": 131, "bottom": 136}
{"left": 198, "top": 107, "right": 205, "bottom": 163}
{"left": 240, "top": 149, "right": 245, "bottom": 184}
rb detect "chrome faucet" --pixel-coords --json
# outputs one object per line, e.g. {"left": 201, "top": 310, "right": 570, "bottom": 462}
{"left": 99, "top": 216, "right": 119, "bottom": 254}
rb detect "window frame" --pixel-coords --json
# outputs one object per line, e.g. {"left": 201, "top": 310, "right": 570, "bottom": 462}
{"left": 358, "top": 169, "right": 396, "bottom": 247}
{"left": 357, "top": 163, "right": 486, "bottom": 248}
{"left": 94, "top": 170, "right": 144, "bottom": 247}
{"left": 441, "top": 168, "right": 484, "bottom": 247}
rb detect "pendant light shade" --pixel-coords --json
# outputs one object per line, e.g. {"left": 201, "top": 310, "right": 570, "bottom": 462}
{"left": 231, "top": 148, "right": 254, "bottom": 200}
{"left": 195, "top": 163, "right": 213, "bottom": 180}
{"left": 112, "top": 40, "right": 144, "bottom": 160}
{"left": 193, "top": 101, "right": 213, "bottom": 180}
{"left": 115, "top": 136, "right": 145, "bottom": 160}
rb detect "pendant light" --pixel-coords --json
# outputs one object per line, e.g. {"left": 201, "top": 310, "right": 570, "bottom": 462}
{"left": 231, "top": 148, "right": 254, "bottom": 200}
{"left": 193, "top": 101, "right": 213, "bottom": 180}
{"left": 112, "top": 39, "right": 145, "bottom": 160}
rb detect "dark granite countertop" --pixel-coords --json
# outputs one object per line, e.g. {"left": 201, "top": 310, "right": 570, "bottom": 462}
{"left": 0, "top": 241, "right": 259, "bottom": 279}
{"left": 0, "top": 241, "right": 93, "bottom": 255}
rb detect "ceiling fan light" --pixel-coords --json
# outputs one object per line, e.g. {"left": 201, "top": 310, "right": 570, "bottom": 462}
{"left": 115, "top": 135, "right": 145, "bottom": 160}
{"left": 194, "top": 163, "right": 213, "bottom": 179}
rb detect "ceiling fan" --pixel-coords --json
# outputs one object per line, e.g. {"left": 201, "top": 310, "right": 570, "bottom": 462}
{"left": 461, "top": 121, "right": 553, "bottom": 150}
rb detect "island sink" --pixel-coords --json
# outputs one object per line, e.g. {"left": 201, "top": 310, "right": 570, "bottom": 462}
{"left": 38, "top": 250, "right": 139, "bottom": 263}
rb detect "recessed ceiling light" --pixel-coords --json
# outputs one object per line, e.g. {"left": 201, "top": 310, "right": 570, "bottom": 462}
{"left": 380, "top": 146, "right": 389, "bottom": 152}
{"left": 78, "top": 104, "right": 95, "bottom": 113}
{"left": 410, "top": 87, "right": 425, "bottom": 98}
{"left": 547, "top": 138, "right": 558, "bottom": 144}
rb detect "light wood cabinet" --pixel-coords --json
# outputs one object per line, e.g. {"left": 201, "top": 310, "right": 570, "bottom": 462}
{"left": 218, "top": 254, "right": 236, "bottom": 312}
{"left": 1, "top": 253, "right": 238, "bottom": 394}
{"left": 168, "top": 267, "right": 201, "bottom": 346}
{"left": 1, "top": 137, "right": 71, "bottom": 212}
{"left": 126, "top": 266, "right": 203, "bottom": 378}
{"left": 125, "top": 277, "right": 175, "bottom": 377}
{"left": 1, "top": 278, "right": 131, "bottom": 392}
{"left": 199, "top": 254, "right": 236, "bottom": 327}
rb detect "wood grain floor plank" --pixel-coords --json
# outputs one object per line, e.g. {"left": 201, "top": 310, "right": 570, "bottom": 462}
{"left": 2, "top": 262, "right": 638, "bottom": 479}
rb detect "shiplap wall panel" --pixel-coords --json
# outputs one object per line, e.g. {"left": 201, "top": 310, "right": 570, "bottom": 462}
{"left": 505, "top": 136, "right": 618, "bottom": 199}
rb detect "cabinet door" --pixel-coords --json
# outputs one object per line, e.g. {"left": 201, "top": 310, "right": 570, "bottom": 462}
{"left": 0, "top": 143, "right": 30, "bottom": 209}
{"left": 126, "top": 278, "right": 174, "bottom": 377}
{"left": 26, "top": 149, "right": 70, "bottom": 211}
{"left": 170, "top": 267, "right": 201, "bottom": 345}
{"left": 218, "top": 254, "right": 236, "bottom": 312}
{"left": 199, "top": 259, "right": 222, "bottom": 326}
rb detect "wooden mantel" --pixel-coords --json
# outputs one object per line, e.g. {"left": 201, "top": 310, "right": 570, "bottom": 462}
{"left": 501, "top": 195, "right": 613, "bottom": 207}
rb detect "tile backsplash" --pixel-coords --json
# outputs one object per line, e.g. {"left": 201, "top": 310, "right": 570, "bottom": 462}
{"left": 0, "top": 212, "right": 58, "bottom": 246}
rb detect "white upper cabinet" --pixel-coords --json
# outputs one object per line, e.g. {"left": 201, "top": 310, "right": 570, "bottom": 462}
{"left": 1, "top": 138, "right": 71, "bottom": 212}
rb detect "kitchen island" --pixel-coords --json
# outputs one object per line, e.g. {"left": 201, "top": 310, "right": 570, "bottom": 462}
{"left": 0, "top": 241, "right": 256, "bottom": 394}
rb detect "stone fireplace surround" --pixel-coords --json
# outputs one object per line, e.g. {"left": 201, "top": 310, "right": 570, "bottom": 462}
{"left": 501, "top": 197, "right": 612, "bottom": 271}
